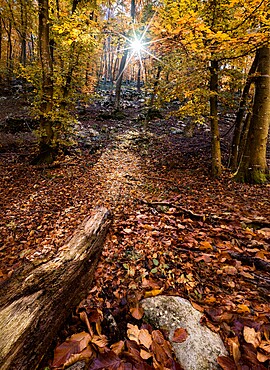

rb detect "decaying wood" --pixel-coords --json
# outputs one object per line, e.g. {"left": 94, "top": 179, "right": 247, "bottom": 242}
{"left": 0, "top": 207, "right": 112, "bottom": 370}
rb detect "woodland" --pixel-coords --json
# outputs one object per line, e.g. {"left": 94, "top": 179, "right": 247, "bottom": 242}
{"left": 0, "top": 0, "right": 270, "bottom": 369}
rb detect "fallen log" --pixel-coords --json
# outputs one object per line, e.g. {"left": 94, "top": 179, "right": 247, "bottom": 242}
{"left": 0, "top": 207, "right": 112, "bottom": 370}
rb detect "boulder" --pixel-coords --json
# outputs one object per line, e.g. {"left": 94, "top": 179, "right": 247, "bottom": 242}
{"left": 142, "top": 296, "right": 227, "bottom": 370}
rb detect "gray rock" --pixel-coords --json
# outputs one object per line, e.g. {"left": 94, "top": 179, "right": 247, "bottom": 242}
{"left": 142, "top": 296, "right": 227, "bottom": 370}
{"left": 66, "top": 361, "right": 86, "bottom": 370}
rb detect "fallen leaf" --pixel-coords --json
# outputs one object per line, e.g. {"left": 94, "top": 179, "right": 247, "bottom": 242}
{"left": 236, "top": 304, "right": 250, "bottom": 313}
{"left": 111, "top": 340, "right": 125, "bottom": 356}
{"left": 139, "top": 329, "right": 152, "bottom": 349}
{"left": 144, "top": 288, "right": 164, "bottom": 298}
{"left": 89, "top": 351, "right": 123, "bottom": 369}
{"left": 91, "top": 334, "right": 108, "bottom": 348}
{"left": 217, "top": 356, "right": 237, "bottom": 370}
{"left": 172, "top": 328, "right": 188, "bottom": 343}
{"left": 228, "top": 337, "right": 241, "bottom": 364}
{"left": 243, "top": 326, "right": 261, "bottom": 348}
{"left": 222, "top": 265, "right": 238, "bottom": 275}
{"left": 259, "top": 341, "right": 270, "bottom": 353}
{"left": 127, "top": 323, "right": 140, "bottom": 344}
{"left": 257, "top": 351, "right": 269, "bottom": 362}
{"left": 140, "top": 348, "right": 152, "bottom": 360}
{"left": 199, "top": 241, "right": 213, "bottom": 250}
{"left": 52, "top": 332, "right": 91, "bottom": 368}
{"left": 130, "top": 304, "right": 144, "bottom": 320}
{"left": 63, "top": 345, "right": 94, "bottom": 368}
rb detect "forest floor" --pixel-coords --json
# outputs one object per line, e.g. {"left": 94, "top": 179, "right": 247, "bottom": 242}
{"left": 0, "top": 91, "right": 270, "bottom": 370}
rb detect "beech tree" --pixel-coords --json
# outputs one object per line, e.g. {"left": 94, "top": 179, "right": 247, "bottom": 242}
{"left": 234, "top": 46, "right": 270, "bottom": 183}
{"left": 32, "top": 0, "right": 102, "bottom": 163}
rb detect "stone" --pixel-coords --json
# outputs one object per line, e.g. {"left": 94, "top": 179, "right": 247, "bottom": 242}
{"left": 142, "top": 296, "right": 227, "bottom": 370}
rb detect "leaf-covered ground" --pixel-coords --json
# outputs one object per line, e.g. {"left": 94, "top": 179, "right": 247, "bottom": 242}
{"left": 0, "top": 94, "right": 270, "bottom": 369}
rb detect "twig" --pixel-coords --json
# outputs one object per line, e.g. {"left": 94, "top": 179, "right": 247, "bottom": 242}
{"left": 138, "top": 199, "right": 205, "bottom": 220}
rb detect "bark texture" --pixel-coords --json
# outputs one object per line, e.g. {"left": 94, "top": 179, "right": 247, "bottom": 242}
{"left": 0, "top": 207, "right": 112, "bottom": 370}
{"left": 229, "top": 53, "right": 258, "bottom": 171}
{"left": 235, "top": 47, "right": 270, "bottom": 183}
{"left": 210, "top": 59, "right": 222, "bottom": 177}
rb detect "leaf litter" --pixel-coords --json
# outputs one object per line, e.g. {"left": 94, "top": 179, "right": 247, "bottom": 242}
{"left": 0, "top": 98, "right": 269, "bottom": 369}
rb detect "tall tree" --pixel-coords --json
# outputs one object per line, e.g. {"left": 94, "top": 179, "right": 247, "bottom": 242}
{"left": 234, "top": 46, "right": 270, "bottom": 183}
{"left": 36, "top": 0, "right": 54, "bottom": 163}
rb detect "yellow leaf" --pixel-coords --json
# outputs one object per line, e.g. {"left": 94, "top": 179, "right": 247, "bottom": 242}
{"left": 237, "top": 304, "right": 250, "bottom": 313}
{"left": 144, "top": 288, "right": 164, "bottom": 298}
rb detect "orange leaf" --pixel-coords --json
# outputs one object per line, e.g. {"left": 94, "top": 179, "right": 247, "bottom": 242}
{"left": 172, "top": 328, "right": 188, "bottom": 343}
{"left": 199, "top": 241, "right": 213, "bottom": 250}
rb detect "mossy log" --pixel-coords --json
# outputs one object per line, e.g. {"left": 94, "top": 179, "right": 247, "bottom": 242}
{"left": 0, "top": 207, "right": 112, "bottom": 370}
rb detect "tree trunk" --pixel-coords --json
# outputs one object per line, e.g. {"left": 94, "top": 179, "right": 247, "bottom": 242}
{"left": 115, "top": 48, "right": 128, "bottom": 110}
{"left": 209, "top": 59, "right": 222, "bottom": 177}
{"left": 137, "top": 63, "right": 141, "bottom": 93}
{"left": 229, "top": 53, "right": 259, "bottom": 171}
{"left": 36, "top": 0, "right": 54, "bottom": 164}
{"left": 234, "top": 47, "right": 270, "bottom": 183}
{"left": 0, "top": 207, "right": 112, "bottom": 370}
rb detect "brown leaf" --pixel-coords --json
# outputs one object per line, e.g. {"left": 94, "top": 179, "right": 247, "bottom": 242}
{"left": 111, "top": 340, "right": 125, "bottom": 356}
{"left": 172, "top": 328, "right": 188, "bottom": 343}
{"left": 91, "top": 334, "right": 108, "bottom": 348}
{"left": 63, "top": 345, "right": 94, "bottom": 368}
{"left": 257, "top": 351, "right": 269, "bottom": 363}
{"left": 127, "top": 323, "right": 140, "bottom": 344}
{"left": 141, "top": 278, "right": 160, "bottom": 289}
{"left": 79, "top": 311, "right": 94, "bottom": 337}
{"left": 243, "top": 326, "right": 261, "bottom": 348}
{"left": 139, "top": 329, "right": 152, "bottom": 349}
{"left": 217, "top": 356, "right": 237, "bottom": 370}
{"left": 52, "top": 332, "right": 91, "bottom": 368}
{"left": 130, "top": 304, "right": 144, "bottom": 320}
{"left": 140, "top": 349, "right": 152, "bottom": 360}
{"left": 89, "top": 350, "right": 123, "bottom": 369}
{"left": 222, "top": 265, "right": 238, "bottom": 275}
{"left": 259, "top": 341, "right": 270, "bottom": 354}
{"left": 228, "top": 337, "right": 241, "bottom": 364}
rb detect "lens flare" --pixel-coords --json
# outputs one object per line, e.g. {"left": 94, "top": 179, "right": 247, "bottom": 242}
{"left": 130, "top": 38, "right": 143, "bottom": 53}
